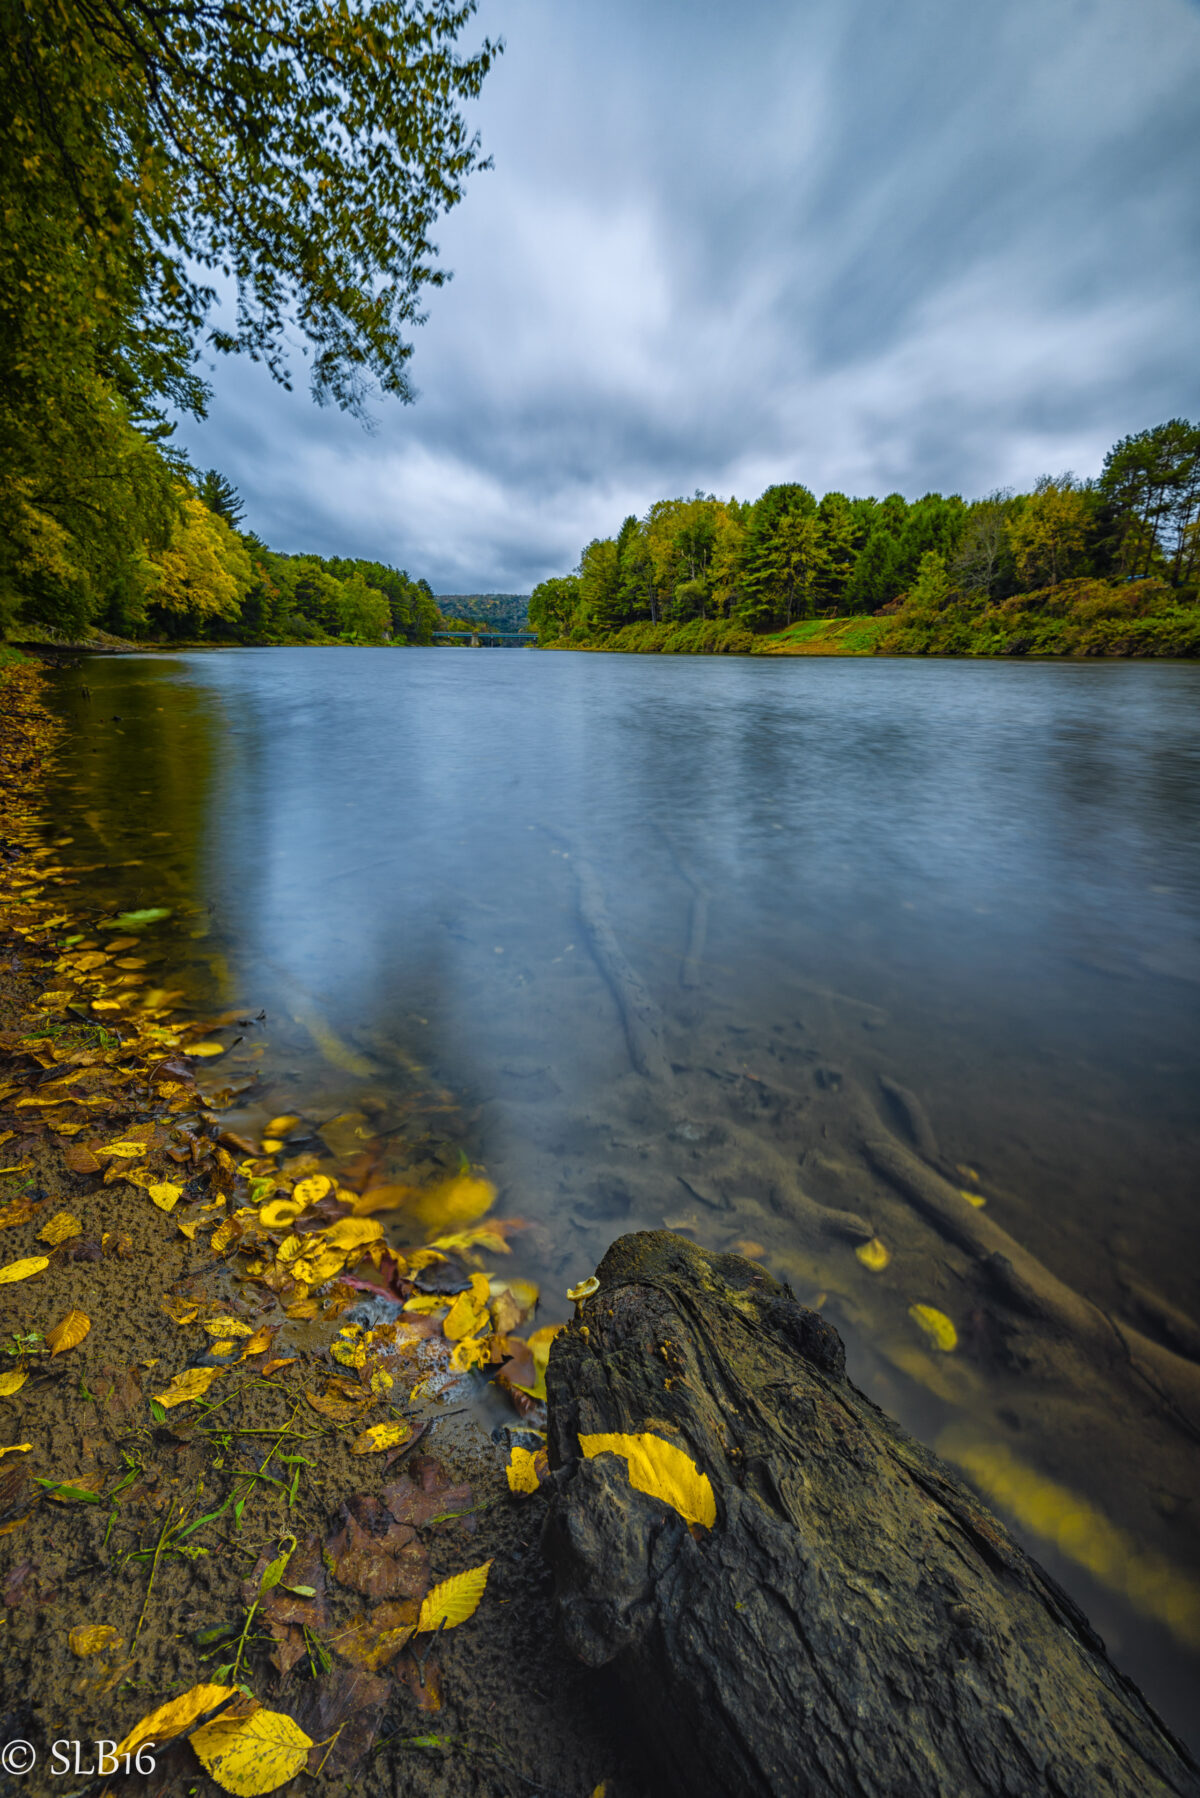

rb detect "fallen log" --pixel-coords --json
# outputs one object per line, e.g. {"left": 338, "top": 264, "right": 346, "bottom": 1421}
{"left": 543, "top": 1231, "right": 1200, "bottom": 1798}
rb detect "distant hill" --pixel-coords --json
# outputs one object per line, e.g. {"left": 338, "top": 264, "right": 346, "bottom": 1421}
{"left": 436, "top": 593, "right": 531, "bottom": 632}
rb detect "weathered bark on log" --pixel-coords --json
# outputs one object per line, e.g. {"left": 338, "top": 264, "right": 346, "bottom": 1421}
{"left": 543, "top": 1232, "right": 1200, "bottom": 1798}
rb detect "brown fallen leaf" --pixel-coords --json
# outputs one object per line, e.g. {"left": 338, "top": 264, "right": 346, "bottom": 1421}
{"left": 46, "top": 1310, "right": 90, "bottom": 1357}
{"left": 329, "top": 1599, "right": 418, "bottom": 1671}
{"left": 305, "top": 1388, "right": 372, "bottom": 1423}
{"left": 381, "top": 1458, "right": 473, "bottom": 1530}
{"left": 62, "top": 1144, "right": 102, "bottom": 1175}
{"left": 326, "top": 1496, "right": 429, "bottom": 1601}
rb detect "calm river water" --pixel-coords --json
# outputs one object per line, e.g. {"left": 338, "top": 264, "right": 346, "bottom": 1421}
{"left": 46, "top": 648, "right": 1200, "bottom": 1737}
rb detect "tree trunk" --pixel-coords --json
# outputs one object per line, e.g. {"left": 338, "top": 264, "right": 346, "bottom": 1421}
{"left": 543, "top": 1231, "right": 1200, "bottom": 1798}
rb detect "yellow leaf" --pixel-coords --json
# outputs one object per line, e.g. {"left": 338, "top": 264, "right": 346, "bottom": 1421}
{"left": 176, "top": 1215, "right": 200, "bottom": 1240}
{"left": 443, "top": 1273, "right": 491, "bottom": 1341}
{"left": 201, "top": 1317, "right": 254, "bottom": 1337}
{"left": 350, "top": 1420, "right": 416, "bottom": 1455}
{"left": 115, "top": 1684, "right": 239, "bottom": 1758}
{"left": 37, "top": 1211, "right": 82, "bottom": 1247}
{"left": 97, "top": 1139, "right": 146, "bottom": 1158}
{"left": 959, "top": 1188, "right": 987, "bottom": 1209}
{"left": 152, "top": 1365, "right": 223, "bottom": 1408}
{"left": 566, "top": 1276, "right": 599, "bottom": 1301}
{"left": 292, "top": 1174, "right": 332, "bottom": 1207}
{"left": 0, "top": 1444, "right": 31, "bottom": 1458}
{"left": 210, "top": 1218, "right": 239, "bottom": 1254}
{"left": 240, "top": 1326, "right": 275, "bottom": 1358}
{"left": 0, "top": 1256, "right": 49, "bottom": 1285}
{"left": 258, "top": 1199, "right": 302, "bottom": 1229}
{"left": 506, "top": 1445, "right": 548, "bottom": 1494}
{"left": 0, "top": 1369, "right": 28, "bottom": 1397}
{"left": 69, "top": 1624, "right": 121, "bottom": 1657}
{"left": 184, "top": 1041, "right": 226, "bottom": 1058}
{"left": 909, "top": 1303, "right": 958, "bottom": 1352}
{"left": 402, "top": 1294, "right": 450, "bottom": 1316}
{"left": 416, "top": 1560, "right": 492, "bottom": 1632}
{"left": 431, "top": 1224, "right": 513, "bottom": 1256}
{"left": 449, "top": 1335, "right": 491, "bottom": 1372}
{"left": 160, "top": 1295, "right": 199, "bottom": 1325}
{"left": 148, "top": 1182, "right": 182, "bottom": 1212}
{"left": 265, "top": 1115, "right": 299, "bottom": 1137}
{"left": 855, "top": 1238, "right": 891, "bottom": 1272}
{"left": 579, "top": 1432, "right": 716, "bottom": 1529}
{"left": 190, "top": 1706, "right": 313, "bottom": 1795}
{"left": 408, "top": 1174, "right": 495, "bottom": 1235}
{"left": 46, "top": 1310, "right": 90, "bottom": 1356}
{"left": 322, "top": 1216, "right": 384, "bottom": 1254}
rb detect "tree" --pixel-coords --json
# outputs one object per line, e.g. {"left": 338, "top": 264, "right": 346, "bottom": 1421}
{"left": 197, "top": 471, "right": 245, "bottom": 529}
{"left": 144, "top": 494, "right": 252, "bottom": 633}
{"left": 952, "top": 491, "right": 1018, "bottom": 601}
{"left": 1098, "top": 420, "right": 1200, "bottom": 584}
{"left": 1, "top": 0, "right": 498, "bottom": 638}
{"left": 529, "top": 575, "right": 581, "bottom": 643}
{"left": 3, "top": 0, "right": 500, "bottom": 421}
{"left": 578, "top": 537, "right": 622, "bottom": 631}
{"left": 1006, "top": 477, "right": 1089, "bottom": 589}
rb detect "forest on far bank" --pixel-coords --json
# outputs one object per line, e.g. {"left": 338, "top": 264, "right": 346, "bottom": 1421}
{"left": 530, "top": 421, "right": 1200, "bottom": 658}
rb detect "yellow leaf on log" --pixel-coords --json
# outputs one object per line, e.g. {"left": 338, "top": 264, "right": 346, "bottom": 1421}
{"left": 69, "top": 1624, "right": 121, "bottom": 1657}
{"left": 349, "top": 1420, "right": 415, "bottom": 1455}
{"left": 0, "top": 1256, "right": 49, "bottom": 1285}
{"left": 37, "top": 1212, "right": 82, "bottom": 1247}
{"left": 46, "top": 1310, "right": 90, "bottom": 1356}
{"left": 152, "top": 1366, "right": 223, "bottom": 1408}
{"left": 416, "top": 1560, "right": 492, "bottom": 1632}
{"left": 579, "top": 1431, "right": 716, "bottom": 1529}
{"left": 506, "top": 1445, "right": 548, "bottom": 1494}
{"left": 191, "top": 1705, "right": 313, "bottom": 1796}
{"left": 115, "top": 1683, "right": 238, "bottom": 1758}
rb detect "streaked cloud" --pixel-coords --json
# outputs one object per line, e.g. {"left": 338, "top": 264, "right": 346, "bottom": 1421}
{"left": 175, "top": 0, "right": 1200, "bottom": 590}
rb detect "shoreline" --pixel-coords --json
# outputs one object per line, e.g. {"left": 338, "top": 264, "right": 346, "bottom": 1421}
{"left": 0, "top": 662, "right": 635, "bottom": 1798}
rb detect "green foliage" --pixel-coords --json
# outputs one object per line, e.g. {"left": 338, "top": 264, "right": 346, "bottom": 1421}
{"left": 879, "top": 578, "right": 1200, "bottom": 658}
{"left": 1, "top": 0, "right": 497, "bottom": 641}
{"left": 540, "top": 424, "right": 1200, "bottom": 657}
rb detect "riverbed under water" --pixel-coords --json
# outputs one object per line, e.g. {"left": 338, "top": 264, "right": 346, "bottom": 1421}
{"left": 44, "top": 647, "right": 1200, "bottom": 1739}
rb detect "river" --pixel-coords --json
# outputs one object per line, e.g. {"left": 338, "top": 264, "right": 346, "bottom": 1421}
{"left": 44, "top": 646, "right": 1200, "bottom": 1738}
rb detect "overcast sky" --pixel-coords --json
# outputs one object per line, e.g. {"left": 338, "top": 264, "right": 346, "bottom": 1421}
{"left": 174, "top": 0, "right": 1200, "bottom": 594}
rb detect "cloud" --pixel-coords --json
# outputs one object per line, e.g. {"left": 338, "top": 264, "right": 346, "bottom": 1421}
{"left": 173, "top": 0, "right": 1200, "bottom": 590}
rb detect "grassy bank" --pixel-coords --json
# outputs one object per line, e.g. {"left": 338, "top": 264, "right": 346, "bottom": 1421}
{"left": 0, "top": 663, "right": 633, "bottom": 1798}
{"left": 541, "top": 580, "right": 1200, "bottom": 659}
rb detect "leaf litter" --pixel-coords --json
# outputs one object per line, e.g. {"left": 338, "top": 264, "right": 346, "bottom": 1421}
{"left": 0, "top": 663, "right": 644, "bottom": 1797}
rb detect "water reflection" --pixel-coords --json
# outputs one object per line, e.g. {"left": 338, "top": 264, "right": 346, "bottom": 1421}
{"left": 45, "top": 647, "right": 1200, "bottom": 1738}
